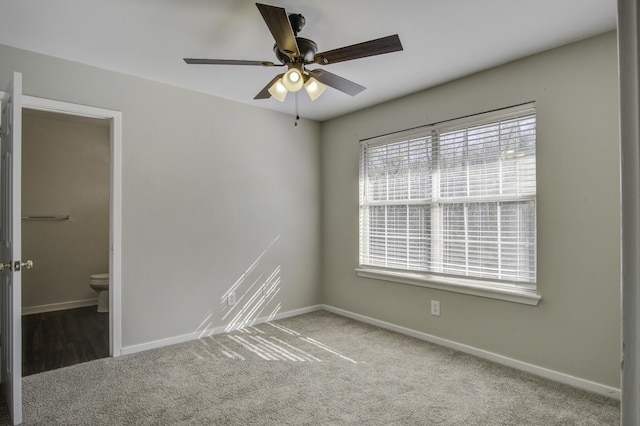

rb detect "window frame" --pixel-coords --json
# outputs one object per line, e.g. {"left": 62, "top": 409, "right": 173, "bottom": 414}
{"left": 357, "top": 103, "right": 541, "bottom": 305}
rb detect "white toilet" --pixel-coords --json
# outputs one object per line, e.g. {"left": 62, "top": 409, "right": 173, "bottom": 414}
{"left": 89, "top": 273, "right": 109, "bottom": 313}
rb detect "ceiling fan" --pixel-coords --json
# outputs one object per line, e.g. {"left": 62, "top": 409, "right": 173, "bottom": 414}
{"left": 184, "top": 2, "right": 403, "bottom": 102}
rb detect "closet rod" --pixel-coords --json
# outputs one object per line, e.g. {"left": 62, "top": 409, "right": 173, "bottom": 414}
{"left": 21, "top": 215, "right": 70, "bottom": 221}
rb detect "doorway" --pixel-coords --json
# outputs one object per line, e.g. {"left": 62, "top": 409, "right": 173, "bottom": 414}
{"left": 21, "top": 108, "right": 110, "bottom": 375}
{"left": 20, "top": 95, "right": 122, "bottom": 362}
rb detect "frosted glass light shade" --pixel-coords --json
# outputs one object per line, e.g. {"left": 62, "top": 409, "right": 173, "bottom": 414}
{"left": 282, "top": 68, "right": 304, "bottom": 92}
{"left": 304, "top": 77, "right": 326, "bottom": 101}
{"left": 268, "top": 78, "right": 288, "bottom": 102}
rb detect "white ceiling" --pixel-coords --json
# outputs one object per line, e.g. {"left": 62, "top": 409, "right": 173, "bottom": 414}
{"left": 0, "top": 0, "right": 617, "bottom": 121}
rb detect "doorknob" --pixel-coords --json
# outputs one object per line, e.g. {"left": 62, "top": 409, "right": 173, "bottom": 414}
{"left": 0, "top": 260, "right": 34, "bottom": 271}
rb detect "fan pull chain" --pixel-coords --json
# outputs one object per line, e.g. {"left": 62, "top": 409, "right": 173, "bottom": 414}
{"left": 294, "top": 92, "right": 300, "bottom": 127}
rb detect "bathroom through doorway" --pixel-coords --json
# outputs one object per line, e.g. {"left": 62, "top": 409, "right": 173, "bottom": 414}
{"left": 21, "top": 108, "right": 110, "bottom": 375}
{"left": 16, "top": 96, "right": 122, "bottom": 372}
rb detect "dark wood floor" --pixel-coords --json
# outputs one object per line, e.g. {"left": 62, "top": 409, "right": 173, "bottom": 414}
{"left": 22, "top": 306, "right": 109, "bottom": 377}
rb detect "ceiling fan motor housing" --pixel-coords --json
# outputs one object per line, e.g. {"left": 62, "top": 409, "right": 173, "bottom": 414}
{"left": 273, "top": 37, "right": 318, "bottom": 64}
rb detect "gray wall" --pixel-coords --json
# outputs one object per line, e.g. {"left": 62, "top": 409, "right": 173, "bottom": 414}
{"left": 320, "top": 32, "right": 621, "bottom": 388}
{"left": 0, "top": 43, "right": 321, "bottom": 348}
{"left": 0, "top": 31, "right": 621, "bottom": 389}
{"left": 22, "top": 110, "right": 110, "bottom": 310}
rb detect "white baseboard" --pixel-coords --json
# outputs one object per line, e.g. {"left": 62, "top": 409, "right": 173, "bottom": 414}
{"left": 120, "top": 305, "right": 323, "bottom": 356}
{"left": 22, "top": 298, "right": 98, "bottom": 315}
{"left": 320, "top": 304, "right": 621, "bottom": 400}
{"left": 119, "top": 302, "right": 620, "bottom": 400}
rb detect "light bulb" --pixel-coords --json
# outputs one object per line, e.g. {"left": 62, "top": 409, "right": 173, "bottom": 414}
{"left": 282, "top": 68, "right": 304, "bottom": 92}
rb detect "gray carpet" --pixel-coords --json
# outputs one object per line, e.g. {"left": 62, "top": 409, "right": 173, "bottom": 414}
{"left": 2, "top": 311, "right": 620, "bottom": 425}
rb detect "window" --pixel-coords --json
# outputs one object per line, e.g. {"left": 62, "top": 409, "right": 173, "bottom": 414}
{"left": 358, "top": 104, "right": 539, "bottom": 304}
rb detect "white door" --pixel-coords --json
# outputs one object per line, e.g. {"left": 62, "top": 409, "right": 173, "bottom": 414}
{"left": 1, "top": 71, "right": 23, "bottom": 425}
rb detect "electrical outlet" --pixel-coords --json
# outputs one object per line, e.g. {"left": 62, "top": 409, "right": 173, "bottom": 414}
{"left": 227, "top": 292, "right": 236, "bottom": 306}
{"left": 431, "top": 300, "right": 441, "bottom": 316}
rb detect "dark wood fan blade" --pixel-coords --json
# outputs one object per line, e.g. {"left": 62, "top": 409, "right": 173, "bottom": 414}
{"left": 184, "top": 58, "right": 281, "bottom": 66}
{"left": 256, "top": 3, "right": 299, "bottom": 58}
{"left": 314, "top": 34, "right": 403, "bottom": 65}
{"left": 308, "top": 69, "right": 365, "bottom": 96}
{"left": 254, "top": 73, "right": 284, "bottom": 99}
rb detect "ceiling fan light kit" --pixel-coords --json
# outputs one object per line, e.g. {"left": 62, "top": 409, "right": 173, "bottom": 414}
{"left": 184, "top": 2, "right": 403, "bottom": 105}
{"left": 267, "top": 70, "right": 326, "bottom": 102}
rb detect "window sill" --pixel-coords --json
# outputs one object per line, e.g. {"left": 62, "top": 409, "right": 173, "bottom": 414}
{"left": 355, "top": 268, "right": 541, "bottom": 306}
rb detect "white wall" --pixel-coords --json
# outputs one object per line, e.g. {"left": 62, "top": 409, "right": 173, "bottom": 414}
{"left": 22, "top": 110, "right": 110, "bottom": 310}
{"left": 0, "top": 43, "right": 321, "bottom": 348}
{"left": 320, "top": 32, "right": 621, "bottom": 388}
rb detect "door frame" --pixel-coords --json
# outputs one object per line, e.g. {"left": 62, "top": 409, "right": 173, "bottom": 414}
{"left": 618, "top": 0, "right": 640, "bottom": 422}
{"left": 19, "top": 95, "right": 122, "bottom": 356}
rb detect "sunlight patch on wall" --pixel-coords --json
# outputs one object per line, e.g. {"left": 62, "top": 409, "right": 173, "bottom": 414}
{"left": 221, "top": 235, "right": 280, "bottom": 304}
{"left": 220, "top": 235, "right": 283, "bottom": 332}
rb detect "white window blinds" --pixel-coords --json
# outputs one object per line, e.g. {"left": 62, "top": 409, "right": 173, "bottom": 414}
{"left": 359, "top": 104, "right": 536, "bottom": 285}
